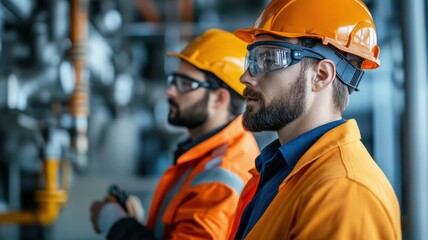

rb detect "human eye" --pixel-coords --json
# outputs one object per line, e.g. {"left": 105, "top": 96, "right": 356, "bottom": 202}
{"left": 183, "top": 79, "right": 194, "bottom": 88}
{"left": 176, "top": 77, "right": 193, "bottom": 91}
{"left": 259, "top": 50, "right": 281, "bottom": 71}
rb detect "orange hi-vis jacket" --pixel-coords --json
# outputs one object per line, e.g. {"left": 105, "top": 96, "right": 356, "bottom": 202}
{"left": 229, "top": 119, "right": 401, "bottom": 240}
{"left": 146, "top": 115, "right": 259, "bottom": 240}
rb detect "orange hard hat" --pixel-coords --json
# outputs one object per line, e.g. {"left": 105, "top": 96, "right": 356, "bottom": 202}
{"left": 235, "top": 0, "right": 380, "bottom": 69}
{"left": 168, "top": 29, "right": 247, "bottom": 95}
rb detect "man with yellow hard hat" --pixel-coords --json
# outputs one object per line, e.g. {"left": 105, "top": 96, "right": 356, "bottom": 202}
{"left": 90, "top": 29, "right": 260, "bottom": 240}
{"left": 228, "top": 0, "right": 402, "bottom": 239}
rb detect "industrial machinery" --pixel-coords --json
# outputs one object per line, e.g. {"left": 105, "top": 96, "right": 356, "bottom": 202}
{"left": 0, "top": 0, "right": 141, "bottom": 238}
{"left": 0, "top": 0, "right": 245, "bottom": 238}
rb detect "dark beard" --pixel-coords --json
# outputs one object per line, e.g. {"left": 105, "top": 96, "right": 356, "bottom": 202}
{"left": 168, "top": 90, "right": 210, "bottom": 129}
{"left": 243, "top": 71, "right": 306, "bottom": 132}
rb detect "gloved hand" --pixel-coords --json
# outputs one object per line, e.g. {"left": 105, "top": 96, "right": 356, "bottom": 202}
{"left": 107, "top": 184, "right": 145, "bottom": 222}
{"left": 90, "top": 184, "right": 144, "bottom": 234}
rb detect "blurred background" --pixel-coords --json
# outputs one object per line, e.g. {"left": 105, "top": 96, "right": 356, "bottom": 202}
{"left": 0, "top": 0, "right": 425, "bottom": 239}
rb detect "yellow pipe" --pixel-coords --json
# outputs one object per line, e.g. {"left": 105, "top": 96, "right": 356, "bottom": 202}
{"left": 61, "top": 160, "right": 71, "bottom": 193}
{"left": 0, "top": 212, "right": 37, "bottom": 224}
{"left": 0, "top": 1, "right": 84, "bottom": 227}
{"left": 43, "top": 159, "right": 60, "bottom": 190}
{"left": 0, "top": 159, "right": 68, "bottom": 225}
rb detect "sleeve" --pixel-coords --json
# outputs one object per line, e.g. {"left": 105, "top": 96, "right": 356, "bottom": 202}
{"left": 165, "top": 177, "right": 242, "bottom": 240}
{"left": 291, "top": 179, "right": 399, "bottom": 240}
{"left": 107, "top": 218, "right": 155, "bottom": 240}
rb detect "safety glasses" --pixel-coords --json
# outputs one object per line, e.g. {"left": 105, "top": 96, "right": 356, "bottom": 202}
{"left": 167, "top": 73, "right": 221, "bottom": 94}
{"left": 245, "top": 41, "right": 324, "bottom": 77}
{"left": 244, "top": 40, "right": 365, "bottom": 92}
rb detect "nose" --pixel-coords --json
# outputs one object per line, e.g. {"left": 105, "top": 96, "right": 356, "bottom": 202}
{"left": 240, "top": 69, "right": 257, "bottom": 87}
{"left": 165, "top": 84, "right": 177, "bottom": 97}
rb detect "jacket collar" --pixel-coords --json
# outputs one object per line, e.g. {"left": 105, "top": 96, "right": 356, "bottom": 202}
{"left": 279, "top": 119, "right": 361, "bottom": 188}
{"left": 176, "top": 115, "right": 247, "bottom": 164}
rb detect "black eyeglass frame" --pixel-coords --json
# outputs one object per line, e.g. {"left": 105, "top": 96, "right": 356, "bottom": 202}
{"left": 167, "top": 72, "right": 222, "bottom": 94}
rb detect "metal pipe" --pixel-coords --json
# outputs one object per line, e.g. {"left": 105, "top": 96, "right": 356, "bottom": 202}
{"left": 69, "top": 0, "right": 88, "bottom": 116}
{"left": 403, "top": 0, "right": 428, "bottom": 239}
{"left": 0, "top": 159, "right": 68, "bottom": 225}
{"left": 372, "top": 0, "right": 402, "bottom": 204}
{"left": 34, "top": 159, "right": 68, "bottom": 225}
{"left": 178, "top": 0, "right": 194, "bottom": 22}
{"left": 133, "top": 0, "right": 160, "bottom": 22}
{"left": 69, "top": 0, "right": 89, "bottom": 168}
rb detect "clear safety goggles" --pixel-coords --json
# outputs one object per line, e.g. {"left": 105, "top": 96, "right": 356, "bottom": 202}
{"left": 245, "top": 41, "right": 365, "bottom": 92}
{"left": 167, "top": 73, "right": 221, "bottom": 94}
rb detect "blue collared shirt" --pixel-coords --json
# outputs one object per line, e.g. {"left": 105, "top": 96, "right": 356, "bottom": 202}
{"left": 234, "top": 119, "right": 345, "bottom": 240}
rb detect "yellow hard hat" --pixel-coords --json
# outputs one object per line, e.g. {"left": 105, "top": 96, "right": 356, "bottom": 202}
{"left": 168, "top": 29, "right": 247, "bottom": 96}
{"left": 235, "top": 0, "right": 380, "bottom": 69}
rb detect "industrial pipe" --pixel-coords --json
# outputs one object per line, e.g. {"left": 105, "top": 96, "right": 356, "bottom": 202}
{"left": 0, "top": 159, "right": 68, "bottom": 225}
{"left": 403, "top": 0, "right": 428, "bottom": 239}
{"left": 134, "top": 0, "right": 161, "bottom": 22}
{"left": 69, "top": 0, "right": 89, "bottom": 168}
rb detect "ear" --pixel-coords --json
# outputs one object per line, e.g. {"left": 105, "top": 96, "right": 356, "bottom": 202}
{"left": 312, "top": 59, "right": 336, "bottom": 92}
{"left": 211, "top": 88, "right": 230, "bottom": 109}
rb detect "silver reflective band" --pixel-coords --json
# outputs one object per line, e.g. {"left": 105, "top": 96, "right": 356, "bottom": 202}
{"left": 154, "top": 167, "right": 194, "bottom": 239}
{"left": 245, "top": 41, "right": 365, "bottom": 93}
{"left": 191, "top": 166, "right": 245, "bottom": 195}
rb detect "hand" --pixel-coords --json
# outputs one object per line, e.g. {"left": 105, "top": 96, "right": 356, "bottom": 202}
{"left": 126, "top": 195, "right": 145, "bottom": 222}
{"left": 107, "top": 184, "right": 145, "bottom": 222}
{"left": 90, "top": 198, "right": 129, "bottom": 234}
{"left": 90, "top": 185, "right": 144, "bottom": 235}
{"left": 90, "top": 200, "right": 105, "bottom": 234}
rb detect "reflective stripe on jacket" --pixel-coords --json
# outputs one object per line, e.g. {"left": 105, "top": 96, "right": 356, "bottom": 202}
{"left": 147, "top": 115, "right": 260, "bottom": 240}
{"left": 229, "top": 119, "right": 401, "bottom": 240}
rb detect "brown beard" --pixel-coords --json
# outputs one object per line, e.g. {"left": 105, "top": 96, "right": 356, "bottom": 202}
{"left": 243, "top": 70, "right": 307, "bottom": 132}
{"left": 168, "top": 90, "right": 210, "bottom": 129}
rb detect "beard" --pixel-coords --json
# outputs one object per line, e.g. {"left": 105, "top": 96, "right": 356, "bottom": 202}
{"left": 243, "top": 70, "right": 307, "bottom": 132}
{"left": 168, "top": 90, "right": 210, "bottom": 129}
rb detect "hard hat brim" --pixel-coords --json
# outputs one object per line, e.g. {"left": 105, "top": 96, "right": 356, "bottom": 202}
{"left": 166, "top": 51, "right": 245, "bottom": 96}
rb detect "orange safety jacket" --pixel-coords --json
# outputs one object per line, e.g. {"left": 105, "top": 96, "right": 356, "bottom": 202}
{"left": 229, "top": 119, "right": 401, "bottom": 240}
{"left": 146, "top": 115, "right": 259, "bottom": 240}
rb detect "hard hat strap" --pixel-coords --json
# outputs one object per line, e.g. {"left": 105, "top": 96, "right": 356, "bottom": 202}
{"left": 310, "top": 43, "right": 364, "bottom": 93}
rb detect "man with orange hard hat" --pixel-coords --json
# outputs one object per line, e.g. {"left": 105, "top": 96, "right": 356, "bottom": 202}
{"left": 90, "top": 29, "right": 260, "bottom": 239}
{"left": 229, "top": 0, "right": 402, "bottom": 239}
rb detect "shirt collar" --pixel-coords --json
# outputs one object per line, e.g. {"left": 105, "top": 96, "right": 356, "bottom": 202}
{"left": 256, "top": 119, "right": 345, "bottom": 172}
{"left": 173, "top": 121, "right": 230, "bottom": 163}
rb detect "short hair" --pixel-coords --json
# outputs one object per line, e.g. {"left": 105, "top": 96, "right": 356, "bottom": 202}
{"left": 299, "top": 38, "right": 350, "bottom": 113}
{"left": 203, "top": 71, "right": 245, "bottom": 117}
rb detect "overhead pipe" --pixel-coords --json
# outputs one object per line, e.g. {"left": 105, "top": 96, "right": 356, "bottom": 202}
{"left": 69, "top": 0, "right": 89, "bottom": 168}
{"left": 178, "top": 0, "right": 194, "bottom": 22}
{"left": 134, "top": 0, "right": 161, "bottom": 22}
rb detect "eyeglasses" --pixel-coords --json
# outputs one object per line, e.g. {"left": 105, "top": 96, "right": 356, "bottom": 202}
{"left": 167, "top": 73, "right": 221, "bottom": 94}
{"left": 245, "top": 41, "right": 365, "bottom": 92}
{"left": 245, "top": 41, "right": 324, "bottom": 77}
